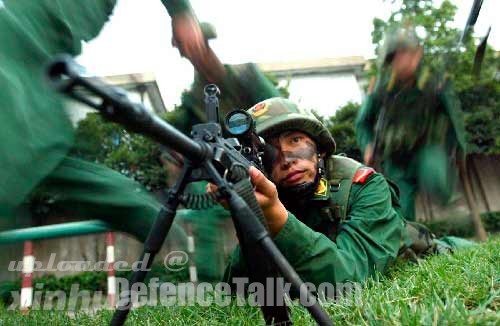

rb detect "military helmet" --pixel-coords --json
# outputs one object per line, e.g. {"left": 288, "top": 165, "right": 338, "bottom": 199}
{"left": 379, "top": 25, "right": 421, "bottom": 65}
{"left": 246, "top": 98, "right": 336, "bottom": 155}
{"left": 199, "top": 22, "right": 217, "bottom": 40}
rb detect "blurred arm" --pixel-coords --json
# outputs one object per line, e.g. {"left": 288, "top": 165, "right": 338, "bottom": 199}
{"left": 161, "top": 0, "right": 226, "bottom": 83}
{"left": 355, "top": 87, "right": 381, "bottom": 164}
{"left": 438, "top": 80, "right": 467, "bottom": 160}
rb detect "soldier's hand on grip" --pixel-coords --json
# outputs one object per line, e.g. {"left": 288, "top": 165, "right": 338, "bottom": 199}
{"left": 207, "top": 166, "right": 288, "bottom": 236}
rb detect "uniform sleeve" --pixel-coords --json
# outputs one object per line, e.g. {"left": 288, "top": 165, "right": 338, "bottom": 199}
{"left": 224, "top": 173, "right": 405, "bottom": 287}
{"left": 54, "top": 0, "right": 117, "bottom": 48}
{"left": 160, "top": 0, "right": 193, "bottom": 17}
{"left": 355, "top": 93, "right": 380, "bottom": 153}
{"left": 2, "top": 0, "right": 117, "bottom": 58}
{"left": 439, "top": 81, "right": 467, "bottom": 158}
{"left": 226, "top": 63, "right": 282, "bottom": 102}
{"left": 0, "top": 0, "right": 117, "bottom": 210}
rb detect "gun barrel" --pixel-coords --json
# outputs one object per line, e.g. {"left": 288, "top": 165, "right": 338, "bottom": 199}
{"left": 47, "top": 56, "right": 207, "bottom": 163}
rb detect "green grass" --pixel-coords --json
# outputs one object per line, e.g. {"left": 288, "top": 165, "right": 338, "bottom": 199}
{"left": 1, "top": 236, "right": 498, "bottom": 325}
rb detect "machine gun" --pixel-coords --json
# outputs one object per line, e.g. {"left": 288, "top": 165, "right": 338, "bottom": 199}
{"left": 47, "top": 55, "right": 333, "bottom": 326}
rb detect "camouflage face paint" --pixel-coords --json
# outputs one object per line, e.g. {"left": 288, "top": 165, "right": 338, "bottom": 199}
{"left": 281, "top": 141, "right": 317, "bottom": 164}
{"left": 270, "top": 132, "right": 318, "bottom": 166}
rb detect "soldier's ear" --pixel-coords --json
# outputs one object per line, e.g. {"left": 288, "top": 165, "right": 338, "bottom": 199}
{"left": 317, "top": 153, "right": 326, "bottom": 176}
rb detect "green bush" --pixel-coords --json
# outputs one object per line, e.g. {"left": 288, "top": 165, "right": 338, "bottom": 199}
{"left": 115, "top": 262, "right": 189, "bottom": 284}
{"left": 482, "top": 211, "right": 500, "bottom": 233}
{"left": 325, "top": 102, "right": 362, "bottom": 161}
{"left": 0, "top": 262, "right": 189, "bottom": 306}
{"left": 0, "top": 280, "right": 20, "bottom": 306}
{"left": 424, "top": 211, "right": 500, "bottom": 238}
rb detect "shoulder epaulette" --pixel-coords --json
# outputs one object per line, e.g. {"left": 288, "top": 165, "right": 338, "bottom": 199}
{"left": 353, "top": 167, "right": 375, "bottom": 184}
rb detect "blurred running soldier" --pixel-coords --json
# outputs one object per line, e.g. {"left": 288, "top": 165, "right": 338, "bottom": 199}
{"left": 355, "top": 25, "right": 466, "bottom": 221}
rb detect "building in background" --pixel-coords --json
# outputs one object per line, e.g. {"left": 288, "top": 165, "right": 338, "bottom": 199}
{"left": 67, "top": 72, "right": 167, "bottom": 124}
{"left": 258, "top": 56, "right": 369, "bottom": 117}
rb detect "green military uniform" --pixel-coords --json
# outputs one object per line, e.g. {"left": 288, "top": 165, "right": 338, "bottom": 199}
{"left": 355, "top": 27, "right": 466, "bottom": 221}
{"left": 223, "top": 98, "right": 473, "bottom": 289}
{"left": 0, "top": 0, "right": 193, "bottom": 243}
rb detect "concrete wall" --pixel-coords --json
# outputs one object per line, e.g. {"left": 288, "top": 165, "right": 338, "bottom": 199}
{"left": 277, "top": 72, "right": 364, "bottom": 117}
{"left": 415, "top": 154, "right": 500, "bottom": 222}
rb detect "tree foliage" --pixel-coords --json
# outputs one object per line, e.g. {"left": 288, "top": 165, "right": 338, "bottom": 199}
{"left": 324, "top": 102, "right": 362, "bottom": 161}
{"left": 70, "top": 113, "right": 167, "bottom": 191}
{"left": 460, "top": 80, "right": 500, "bottom": 154}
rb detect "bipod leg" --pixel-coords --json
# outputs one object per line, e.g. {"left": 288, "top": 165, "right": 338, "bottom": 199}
{"left": 202, "top": 162, "right": 292, "bottom": 324}
{"left": 232, "top": 182, "right": 291, "bottom": 325}
{"left": 110, "top": 167, "right": 192, "bottom": 326}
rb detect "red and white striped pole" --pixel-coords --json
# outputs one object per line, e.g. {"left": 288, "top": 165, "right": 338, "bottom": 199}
{"left": 105, "top": 232, "right": 116, "bottom": 307}
{"left": 186, "top": 223, "right": 197, "bottom": 283}
{"left": 20, "top": 240, "right": 34, "bottom": 313}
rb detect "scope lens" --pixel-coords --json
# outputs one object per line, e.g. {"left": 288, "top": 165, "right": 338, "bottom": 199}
{"left": 204, "top": 84, "right": 220, "bottom": 96}
{"left": 226, "top": 111, "right": 251, "bottom": 135}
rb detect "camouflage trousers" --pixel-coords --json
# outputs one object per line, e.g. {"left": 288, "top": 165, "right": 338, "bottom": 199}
{"left": 383, "top": 145, "right": 457, "bottom": 221}
{"left": 399, "top": 221, "right": 476, "bottom": 260}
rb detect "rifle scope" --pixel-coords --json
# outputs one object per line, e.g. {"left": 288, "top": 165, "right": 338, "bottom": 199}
{"left": 225, "top": 110, "right": 254, "bottom": 136}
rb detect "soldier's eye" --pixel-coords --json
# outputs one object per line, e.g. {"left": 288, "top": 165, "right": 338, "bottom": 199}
{"left": 291, "top": 136, "right": 302, "bottom": 143}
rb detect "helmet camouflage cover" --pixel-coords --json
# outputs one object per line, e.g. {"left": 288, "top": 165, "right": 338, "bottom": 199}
{"left": 199, "top": 22, "right": 217, "bottom": 40}
{"left": 380, "top": 24, "right": 421, "bottom": 65}
{"left": 247, "top": 97, "right": 336, "bottom": 155}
